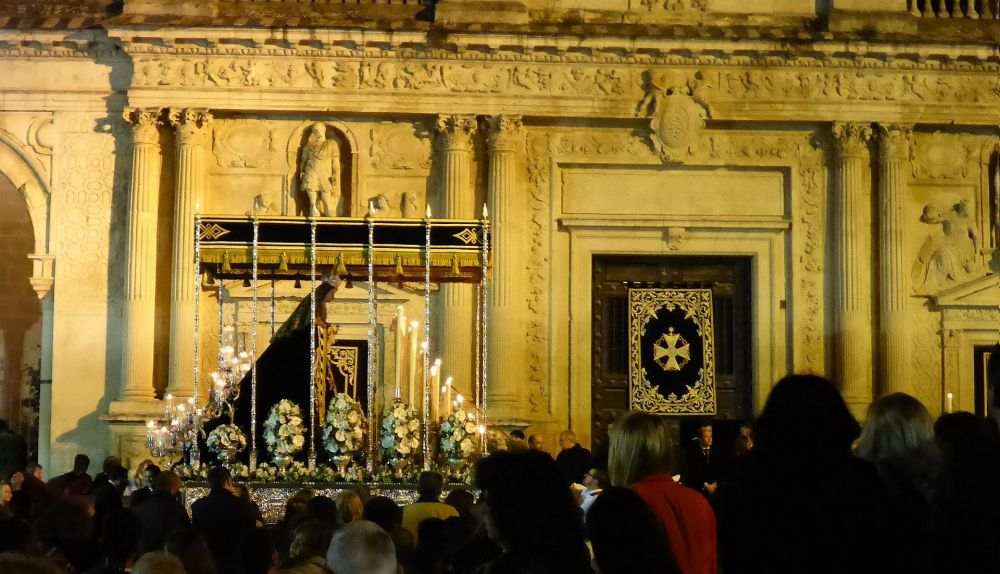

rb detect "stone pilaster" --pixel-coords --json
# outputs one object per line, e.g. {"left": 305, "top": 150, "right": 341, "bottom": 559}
{"left": 166, "top": 109, "right": 212, "bottom": 398}
{"left": 876, "top": 123, "right": 913, "bottom": 396}
{"left": 120, "top": 108, "right": 163, "bottom": 401}
{"left": 485, "top": 115, "right": 526, "bottom": 419}
{"left": 832, "top": 122, "right": 874, "bottom": 418}
{"left": 433, "top": 115, "right": 477, "bottom": 398}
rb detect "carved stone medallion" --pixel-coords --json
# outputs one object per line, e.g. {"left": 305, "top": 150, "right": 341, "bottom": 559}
{"left": 648, "top": 93, "right": 708, "bottom": 163}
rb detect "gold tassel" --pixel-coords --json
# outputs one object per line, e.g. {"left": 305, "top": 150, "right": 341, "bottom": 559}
{"left": 222, "top": 251, "right": 231, "bottom": 273}
{"left": 335, "top": 253, "right": 348, "bottom": 276}
{"left": 278, "top": 251, "right": 288, "bottom": 272}
{"left": 395, "top": 254, "right": 404, "bottom": 277}
{"left": 450, "top": 254, "right": 460, "bottom": 275}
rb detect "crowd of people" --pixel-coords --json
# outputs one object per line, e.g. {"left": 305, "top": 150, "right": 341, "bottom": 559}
{"left": 0, "top": 347, "right": 998, "bottom": 573}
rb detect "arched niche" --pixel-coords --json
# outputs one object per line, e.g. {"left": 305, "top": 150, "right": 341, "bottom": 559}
{"left": 0, "top": 129, "right": 51, "bottom": 299}
{"left": 285, "top": 120, "right": 360, "bottom": 217}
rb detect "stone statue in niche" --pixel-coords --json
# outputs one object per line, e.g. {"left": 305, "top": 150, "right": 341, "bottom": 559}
{"left": 912, "top": 195, "right": 982, "bottom": 294}
{"left": 299, "top": 123, "right": 341, "bottom": 216}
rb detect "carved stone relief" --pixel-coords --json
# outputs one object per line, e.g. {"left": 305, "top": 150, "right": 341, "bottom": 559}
{"left": 213, "top": 121, "right": 274, "bottom": 168}
{"left": 129, "top": 55, "right": 1000, "bottom": 112}
{"left": 368, "top": 123, "right": 432, "bottom": 171}
{"left": 912, "top": 195, "right": 983, "bottom": 294}
{"left": 911, "top": 132, "right": 978, "bottom": 180}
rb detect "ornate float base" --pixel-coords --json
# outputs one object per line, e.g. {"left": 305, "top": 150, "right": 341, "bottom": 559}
{"left": 183, "top": 482, "right": 473, "bottom": 523}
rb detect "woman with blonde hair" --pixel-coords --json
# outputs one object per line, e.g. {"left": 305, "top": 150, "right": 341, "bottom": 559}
{"left": 608, "top": 411, "right": 716, "bottom": 574}
{"left": 857, "top": 393, "right": 939, "bottom": 574}
{"left": 335, "top": 491, "right": 364, "bottom": 525}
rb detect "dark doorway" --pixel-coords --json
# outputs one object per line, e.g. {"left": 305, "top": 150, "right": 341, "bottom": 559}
{"left": 591, "top": 255, "right": 752, "bottom": 461}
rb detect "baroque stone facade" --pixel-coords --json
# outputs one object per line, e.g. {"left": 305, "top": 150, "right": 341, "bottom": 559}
{"left": 0, "top": 0, "right": 997, "bottom": 469}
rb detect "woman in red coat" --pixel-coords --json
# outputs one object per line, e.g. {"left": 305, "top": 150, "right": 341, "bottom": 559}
{"left": 608, "top": 412, "right": 717, "bottom": 574}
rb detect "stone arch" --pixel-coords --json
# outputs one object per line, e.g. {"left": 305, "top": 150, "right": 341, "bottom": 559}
{"left": 285, "top": 119, "right": 361, "bottom": 217}
{"left": 0, "top": 130, "right": 49, "bottom": 258}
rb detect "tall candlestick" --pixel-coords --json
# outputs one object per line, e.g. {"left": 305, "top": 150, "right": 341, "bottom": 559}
{"left": 414, "top": 338, "right": 425, "bottom": 407}
{"left": 946, "top": 392, "right": 954, "bottom": 413}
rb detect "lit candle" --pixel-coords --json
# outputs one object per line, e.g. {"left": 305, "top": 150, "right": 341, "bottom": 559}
{"left": 409, "top": 324, "right": 421, "bottom": 405}
{"left": 946, "top": 392, "right": 954, "bottom": 413}
{"left": 146, "top": 420, "right": 155, "bottom": 449}
{"left": 430, "top": 364, "right": 440, "bottom": 423}
{"left": 394, "top": 308, "right": 405, "bottom": 400}
{"left": 444, "top": 377, "right": 454, "bottom": 418}
{"left": 455, "top": 393, "right": 464, "bottom": 418}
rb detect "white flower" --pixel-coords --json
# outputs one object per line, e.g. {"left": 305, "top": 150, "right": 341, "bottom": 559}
{"left": 347, "top": 411, "right": 358, "bottom": 424}
{"left": 335, "top": 430, "right": 346, "bottom": 442}
{"left": 465, "top": 422, "right": 477, "bottom": 434}
{"left": 292, "top": 435, "right": 305, "bottom": 448}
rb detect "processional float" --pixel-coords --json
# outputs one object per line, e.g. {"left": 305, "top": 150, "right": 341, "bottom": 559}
{"left": 147, "top": 202, "right": 492, "bottom": 484}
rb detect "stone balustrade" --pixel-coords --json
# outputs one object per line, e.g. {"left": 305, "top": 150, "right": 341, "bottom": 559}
{"left": 909, "top": 0, "right": 999, "bottom": 18}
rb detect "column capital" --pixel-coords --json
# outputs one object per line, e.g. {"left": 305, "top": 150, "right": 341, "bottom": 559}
{"left": 168, "top": 108, "right": 213, "bottom": 146}
{"left": 123, "top": 108, "right": 163, "bottom": 146}
{"left": 435, "top": 115, "right": 477, "bottom": 151}
{"left": 485, "top": 115, "right": 524, "bottom": 153}
{"left": 832, "top": 122, "right": 872, "bottom": 158}
{"left": 875, "top": 123, "right": 913, "bottom": 159}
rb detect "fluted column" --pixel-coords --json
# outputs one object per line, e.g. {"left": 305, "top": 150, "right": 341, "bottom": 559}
{"left": 486, "top": 115, "right": 526, "bottom": 418}
{"left": 167, "top": 109, "right": 212, "bottom": 398}
{"left": 877, "top": 124, "right": 913, "bottom": 396}
{"left": 120, "top": 108, "right": 163, "bottom": 401}
{"left": 433, "top": 116, "right": 477, "bottom": 398}
{"left": 832, "top": 123, "right": 874, "bottom": 418}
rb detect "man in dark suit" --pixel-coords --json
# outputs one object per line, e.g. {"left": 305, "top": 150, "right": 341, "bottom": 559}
{"left": 131, "top": 470, "right": 190, "bottom": 558}
{"left": 130, "top": 463, "right": 160, "bottom": 508}
{"left": 555, "top": 430, "right": 593, "bottom": 485}
{"left": 191, "top": 466, "right": 254, "bottom": 574}
{"left": 684, "top": 421, "right": 721, "bottom": 498}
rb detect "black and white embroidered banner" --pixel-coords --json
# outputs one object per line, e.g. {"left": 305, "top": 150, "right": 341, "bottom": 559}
{"left": 628, "top": 288, "right": 717, "bottom": 415}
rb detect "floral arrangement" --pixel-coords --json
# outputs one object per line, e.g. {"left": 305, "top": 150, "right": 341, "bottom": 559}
{"left": 206, "top": 424, "right": 247, "bottom": 463}
{"left": 439, "top": 409, "right": 479, "bottom": 460}
{"left": 379, "top": 400, "right": 421, "bottom": 471}
{"left": 322, "top": 394, "right": 366, "bottom": 459}
{"left": 264, "top": 400, "right": 306, "bottom": 464}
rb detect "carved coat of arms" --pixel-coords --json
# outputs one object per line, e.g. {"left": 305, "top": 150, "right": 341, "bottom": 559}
{"left": 648, "top": 92, "right": 708, "bottom": 162}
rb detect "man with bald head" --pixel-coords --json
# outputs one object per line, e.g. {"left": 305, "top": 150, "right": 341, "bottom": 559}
{"left": 326, "top": 520, "right": 398, "bottom": 574}
{"left": 555, "top": 430, "right": 593, "bottom": 486}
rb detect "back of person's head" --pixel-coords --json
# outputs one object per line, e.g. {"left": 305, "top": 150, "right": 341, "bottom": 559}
{"left": 857, "top": 392, "right": 934, "bottom": 462}
{"left": 753, "top": 374, "right": 860, "bottom": 457}
{"left": 607, "top": 411, "right": 672, "bottom": 487}
{"left": 416, "top": 471, "right": 444, "bottom": 502}
{"left": 243, "top": 527, "right": 277, "bottom": 574}
{"left": 509, "top": 430, "right": 525, "bottom": 440}
{"left": 336, "top": 491, "right": 364, "bottom": 524}
{"left": 326, "top": 520, "right": 396, "bottom": 574}
{"left": 102, "top": 456, "right": 122, "bottom": 475}
{"left": 935, "top": 411, "right": 992, "bottom": 460}
{"left": 363, "top": 496, "right": 402, "bottom": 532}
{"left": 306, "top": 495, "right": 341, "bottom": 529}
{"left": 98, "top": 509, "right": 142, "bottom": 567}
{"left": 165, "top": 528, "right": 217, "bottom": 574}
{"left": 132, "top": 551, "right": 186, "bottom": 574}
{"left": 206, "top": 466, "right": 232, "bottom": 491}
{"left": 154, "top": 470, "right": 182, "bottom": 496}
{"left": 559, "top": 430, "right": 577, "bottom": 447}
{"left": 475, "top": 449, "right": 585, "bottom": 555}
{"left": 143, "top": 463, "right": 161, "bottom": 478}
{"left": 289, "top": 519, "right": 334, "bottom": 560}
{"left": 0, "top": 553, "right": 63, "bottom": 574}
{"left": 443, "top": 489, "right": 475, "bottom": 517}
{"left": 0, "top": 518, "right": 37, "bottom": 554}
{"left": 587, "top": 487, "right": 680, "bottom": 574}
{"left": 72, "top": 454, "right": 90, "bottom": 473}
{"left": 283, "top": 496, "right": 310, "bottom": 528}
{"left": 587, "top": 468, "right": 610, "bottom": 490}
{"left": 25, "top": 461, "right": 42, "bottom": 477}
{"left": 233, "top": 484, "right": 251, "bottom": 505}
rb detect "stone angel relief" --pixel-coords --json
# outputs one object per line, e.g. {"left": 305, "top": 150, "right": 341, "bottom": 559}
{"left": 299, "top": 123, "right": 341, "bottom": 217}
{"left": 912, "top": 196, "right": 983, "bottom": 294}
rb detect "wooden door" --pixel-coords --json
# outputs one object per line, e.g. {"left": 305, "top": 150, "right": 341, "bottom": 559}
{"left": 591, "top": 255, "right": 752, "bottom": 456}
